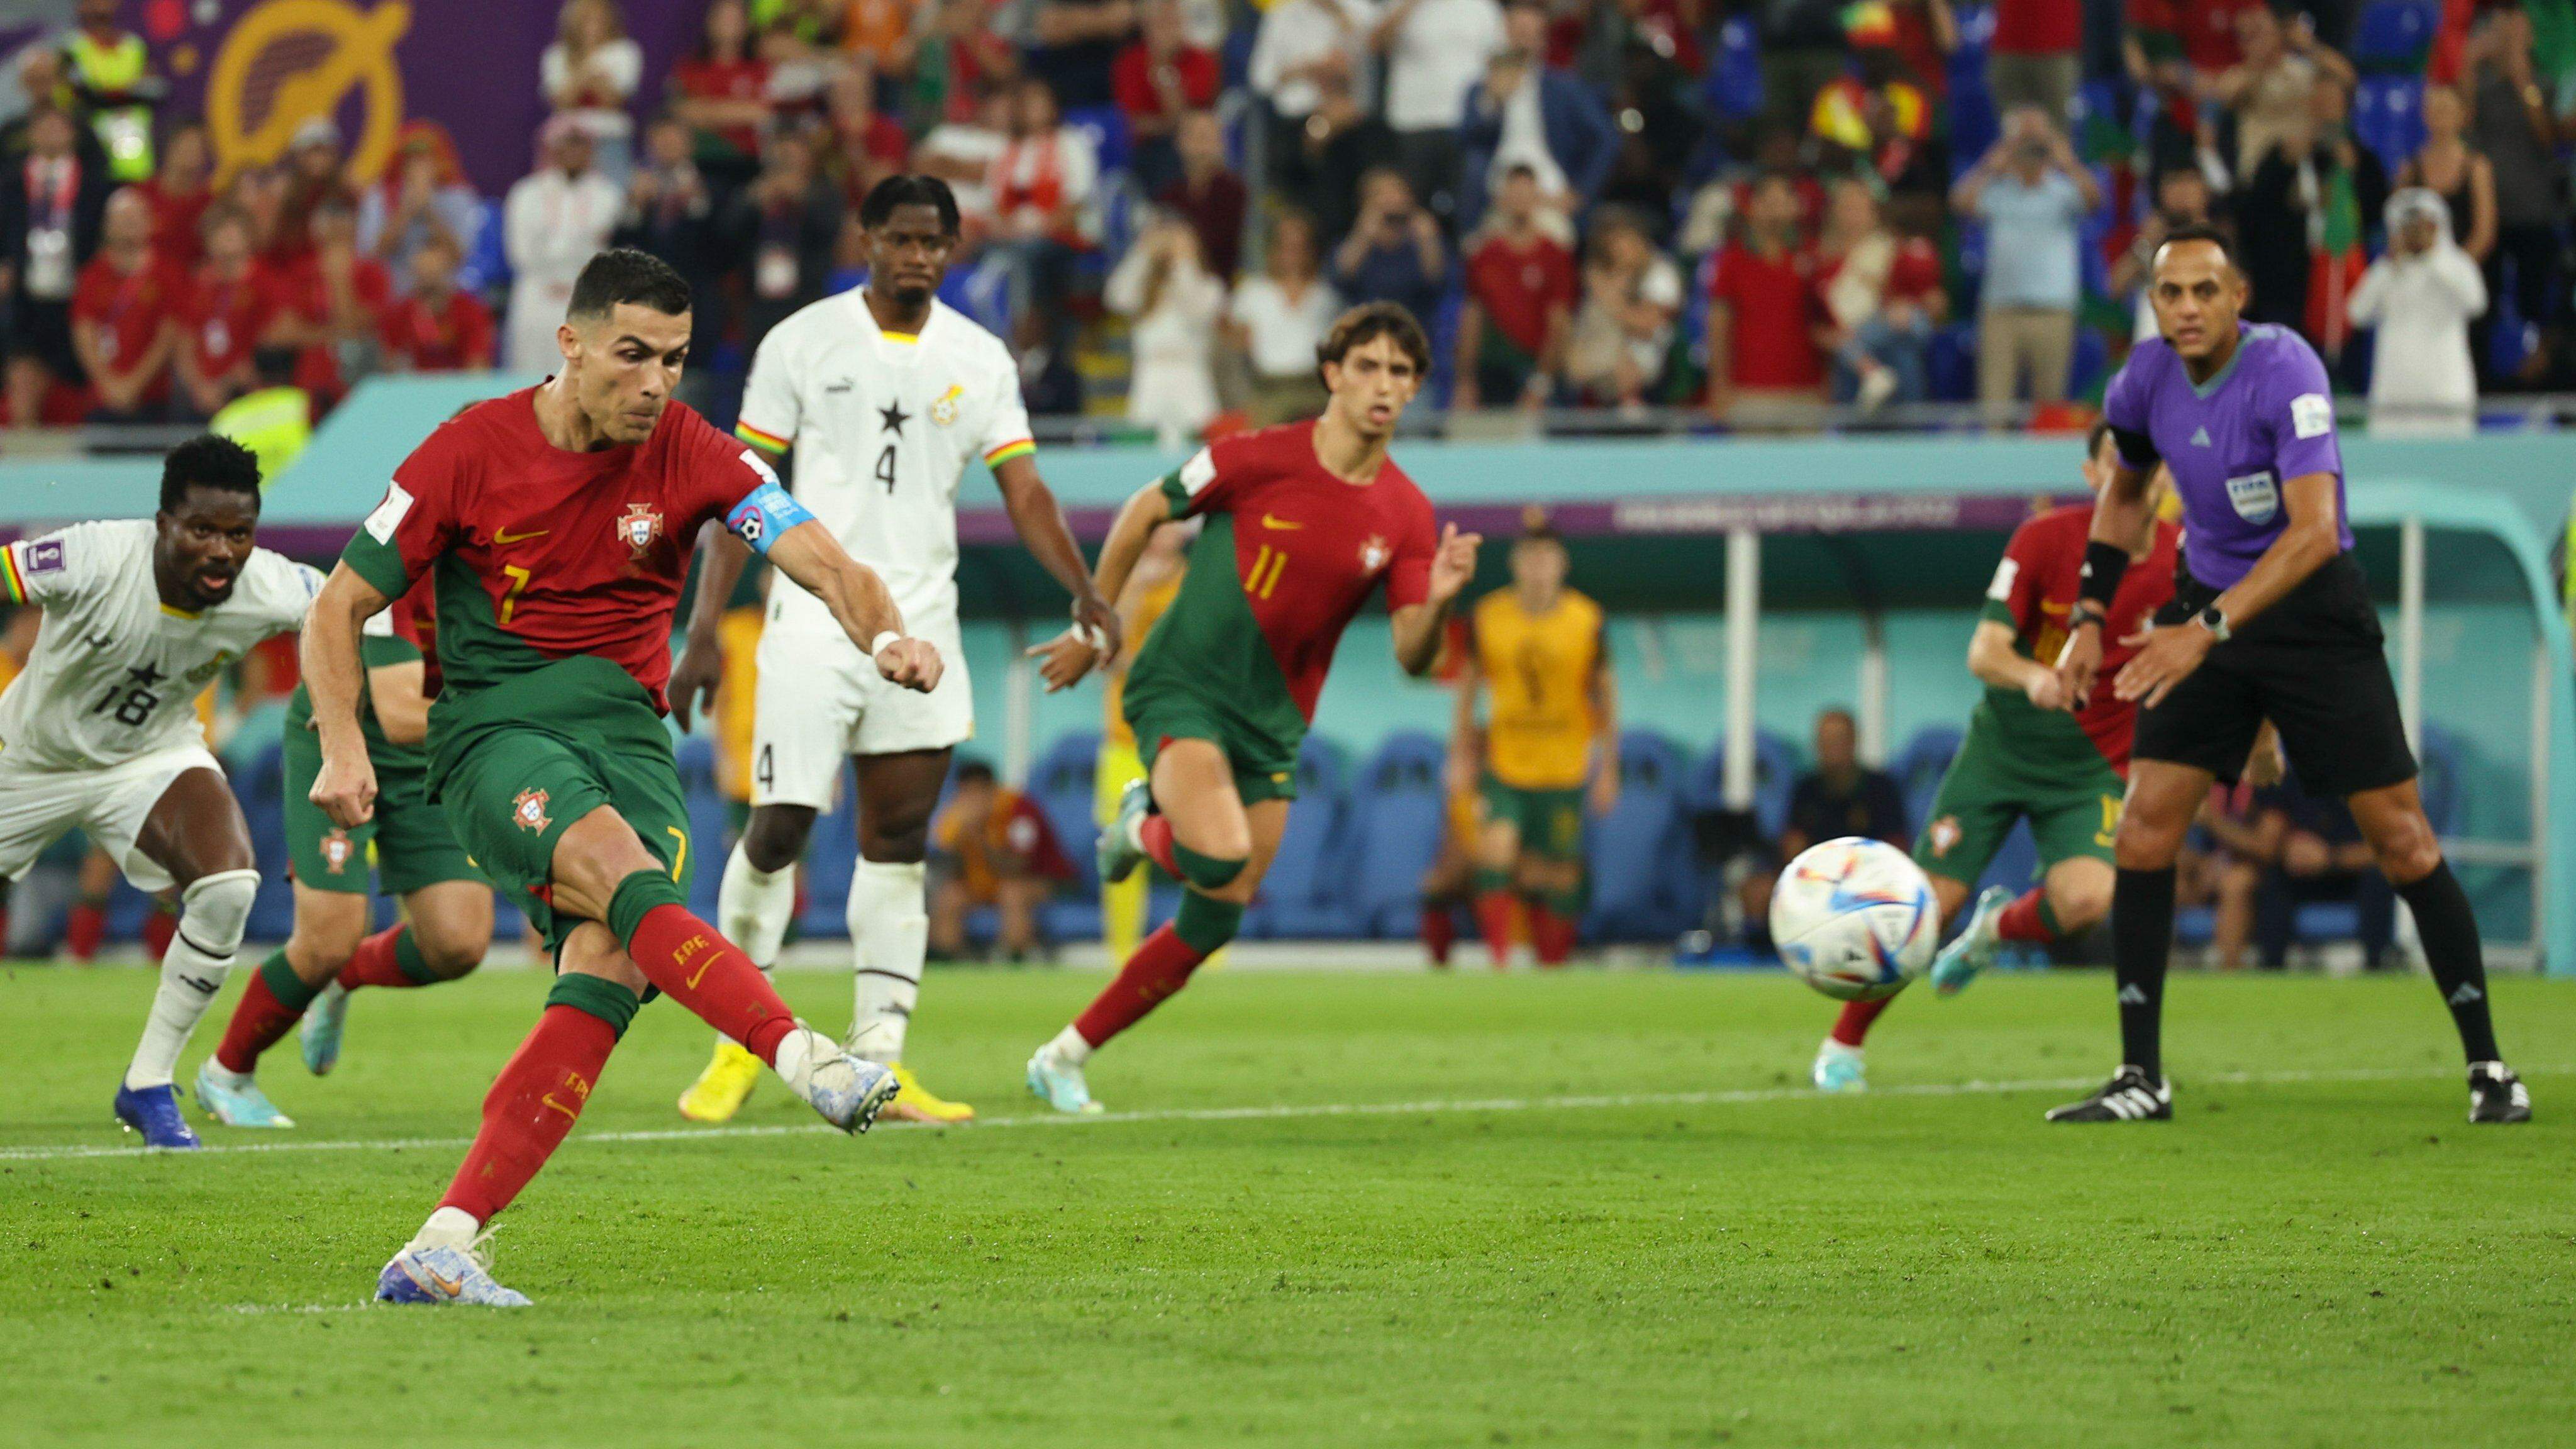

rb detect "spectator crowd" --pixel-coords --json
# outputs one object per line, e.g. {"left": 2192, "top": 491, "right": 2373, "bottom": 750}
{"left": 3, "top": 0, "right": 2574, "bottom": 440}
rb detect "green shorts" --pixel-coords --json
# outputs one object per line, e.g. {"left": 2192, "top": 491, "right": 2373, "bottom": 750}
{"left": 1480, "top": 774, "right": 1586, "bottom": 861}
{"left": 281, "top": 726, "right": 480, "bottom": 897}
{"left": 429, "top": 657, "right": 692, "bottom": 953}
{"left": 1912, "top": 718, "right": 2124, "bottom": 888}
{"left": 1124, "top": 692, "right": 1301, "bottom": 806}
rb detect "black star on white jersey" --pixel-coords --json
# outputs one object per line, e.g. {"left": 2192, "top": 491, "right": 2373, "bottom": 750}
{"left": 878, "top": 401, "right": 911, "bottom": 437}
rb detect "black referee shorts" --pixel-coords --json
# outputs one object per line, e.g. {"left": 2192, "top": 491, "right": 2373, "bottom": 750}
{"left": 2132, "top": 553, "right": 2418, "bottom": 797}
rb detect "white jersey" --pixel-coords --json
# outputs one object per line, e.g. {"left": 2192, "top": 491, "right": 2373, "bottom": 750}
{"left": 0, "top": 520, "right": 321, "bottom": 772}
{"left": 733, "top": 292, "right": 1033, "bottom": 636}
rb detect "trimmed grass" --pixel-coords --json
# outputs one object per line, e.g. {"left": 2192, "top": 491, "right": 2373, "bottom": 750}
{"left": 1, "top": 963, "right": 2570, "bottom": 1448}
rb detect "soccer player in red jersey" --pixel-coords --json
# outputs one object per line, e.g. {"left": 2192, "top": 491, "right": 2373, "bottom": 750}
{"left": 302, "top": 250, "right": 943, "bottom": 1307}
{"left": 1020, "top": 302, "right": 1483, "bottom": 1113}
{"left": 1811, "top": 424, "right": 2192, "bottom": 1092}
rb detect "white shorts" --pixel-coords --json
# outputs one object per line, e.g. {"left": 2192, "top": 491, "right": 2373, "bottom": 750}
{"left": 0, "top": 742, "right": 226, "bottom": 893}
{"left": 750, "top": 616, "right": 974, "bottom": 811}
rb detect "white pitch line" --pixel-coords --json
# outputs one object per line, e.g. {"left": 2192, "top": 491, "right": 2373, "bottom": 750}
{"left": 0, "top": 1063, "right": 2541, "bottom": 1165}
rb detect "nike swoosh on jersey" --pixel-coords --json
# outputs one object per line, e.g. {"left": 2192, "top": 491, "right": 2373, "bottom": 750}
{"left": 1260, "top": 514, "right": 1303, "bottom": 530}
{"left": 492, "top": 528, "right": 549, "bottom": 544}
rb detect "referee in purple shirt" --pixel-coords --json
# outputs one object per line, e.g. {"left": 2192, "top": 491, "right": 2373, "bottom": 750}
{"left": 2048, "top": 225, "right": 2529, "bottom": 1126}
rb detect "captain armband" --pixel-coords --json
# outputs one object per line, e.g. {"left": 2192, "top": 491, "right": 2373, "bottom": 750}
{"left": 724, "top": 480, "right": 815, "bottom": 556}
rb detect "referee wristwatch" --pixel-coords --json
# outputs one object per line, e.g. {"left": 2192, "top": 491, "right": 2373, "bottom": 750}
{"left": 2190, "top": 605, "right": 2232, "bottom": 643}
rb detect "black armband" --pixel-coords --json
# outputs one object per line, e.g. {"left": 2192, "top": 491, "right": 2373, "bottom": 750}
{"left": 2077, "top": 540, "right": 2130, "bottom": 611}
{"left": 2109, "top": 425, "right": 2160, "bottom": 469}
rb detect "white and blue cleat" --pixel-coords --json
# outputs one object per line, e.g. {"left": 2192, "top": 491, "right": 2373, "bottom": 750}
{"left": 375, "top": 1240, "right": 531, "bottom": 1308}
{"left": 1930, "top": 885, "right": 2012, "bottom": 996}
{"left": 1811, "top": 1039, "right": 1868, "bottom": 1094}
{"left": 193, "top": 1060, "right": 295, "bottom": 1128}
{"left": 301, "top": 980, "right": 350, "bottom": 1075}
{"left": 1026, "top": 1045, "right": 1104, "bottom": 1114}
{"left": 1097, "top": 779, "right": 1150, "bottom": 885}
{"left": 777, "top": 1028, "right": 901, "bottom": 1134}
{"left": 112, "top": 1082, "right": 202, "bottom": 1148}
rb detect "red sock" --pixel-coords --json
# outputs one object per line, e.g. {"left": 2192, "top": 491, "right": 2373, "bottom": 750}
{"left": 1073, "top": 923, "right": 1207, "bottom": 1047}
{"left": 65, "top": 903, "right": 105, "bottom": 962}
{"left": 143, "top": 908, "right": 176, "bottom": 964}
{"left": 214, "top": 969, "right": 303, "bottom": 1074}
{"left": 337, "top": 926, "right": 424, "bottom": 991}
{"left": 1419, "top": 904, "right": 1457, "bottom": 966}
{"left": 1473, "top": 890, "right": 1517, "bottom": 967}
{"left": 1138, "top": 813, "right": 1182, "bottom": 879}
{"left": 624, "top": 904, "right": 796, "bottom": 1064}
{"left": 438, "top": 1005, "right": 618, "bottom": 1223}
{"left": 1996, "top": 888, "right": 2054, "bottom": 943}
{"left": 1830, "top": 996, "right": 1892, "bottom": 1047}
{"left": 1531, "top": 906, "right": 1577, "bottom": 966}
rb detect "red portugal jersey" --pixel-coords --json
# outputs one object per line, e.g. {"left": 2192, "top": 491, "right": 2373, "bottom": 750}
{"left": 1983, "top": 502, "right": 2181, "bottom": 770}
{"left": 338, "top": 387, "right": 780, "bottom": 713}
{"left": 1125, "top": 419, "right": 1439, "bottom": 730}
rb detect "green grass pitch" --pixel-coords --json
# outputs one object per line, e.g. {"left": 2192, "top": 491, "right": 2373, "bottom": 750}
{"left": 2, "top": 962, "right": 2571, "bottom": 1448}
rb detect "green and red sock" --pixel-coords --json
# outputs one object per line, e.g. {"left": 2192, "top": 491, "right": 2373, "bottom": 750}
{"left": 337, "top": 924, "right": 447, "bottom": 991}
{"left": 213, "top": 950, "right": 323, "bottom": 1074}
{"left": 1996, "top": 889, "right": 2060, "bottom": 944}
{"left": 438, "top": 975, "right": 636, "bottom": 1222}
{"left": 1830, "top": 996, "right": 1893, "bottom": 1048}
{"left": 608, "top": 872, "right": 795, "bottom": 1064}
{"left": 1074, "top": 893, "right": 1243, "bottom": 1047}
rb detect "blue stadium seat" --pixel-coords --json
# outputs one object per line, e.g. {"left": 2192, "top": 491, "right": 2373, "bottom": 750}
{"left": 798, "top": 765, "right": 861, "bottom": 940}
{"left": 1705, "top": 16, "right": 1763, "bottom": 123}
{"left": 1946, "top": 4, "right": 2000, "bottom": 169}
{"left": 1893, "top": 725, "right": 1964, "bottom": 835}
{"left": 1927, "top": 321, "right": 1978, "bottom": 402}
{"left": 2353, "top": 75, "right": 2425, "bottom": 175}
{"left": 2069, "top": 323, "right": 2109, "bottom": 397}
{"left": 1585, "top": 730, "right": 1699, "bottom": 941}
{"left": 1341, "top": 731, "right": 1450, "bottom": 938}
{"left": 1065, "top": 106, "right": 1132, "bottom": 179}
{"left": 1245, "top": 736, "right": 1359, "bottom": 938}
{"left": 236, "top": 739, "right": 294, "bottom": 942}
{"left": 2351, "top": 0, "right": 2438, "bottom": 72}
{"left": 1025, "top": 731, "right": 1104, "bottom": 943}
{"left": 460, "top": 195, "right": 508, "bottom": 301}
{"left": 675, "top": 736, "right": 728, "bottom": 916}
{"left": 1684, "top": 730, "right": 1797, "bottom": 843}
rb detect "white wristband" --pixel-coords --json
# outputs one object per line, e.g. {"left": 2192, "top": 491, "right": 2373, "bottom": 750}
{"left": 869, "top": 631, "right": 903, "bottom": 657}
{"left": 1072, "top": 621, "right": 1107, "bottom": 650}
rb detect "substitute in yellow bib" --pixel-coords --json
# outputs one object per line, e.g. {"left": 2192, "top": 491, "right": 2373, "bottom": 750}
{"left": 1451, "top": 516, "right": 1616, "bottom": 966}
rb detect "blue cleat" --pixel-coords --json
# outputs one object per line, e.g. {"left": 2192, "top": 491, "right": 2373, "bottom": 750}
{"left": 112, "top": 1082, "right": 202, "bottom": 1148}
{"left": 1811, "top": 1039, "right": 1867, "bottom": 1093}
{"left": 301, "top": 980, "right": 349, "bottom": 1075}
{"left": 193, "top": 1060, "right": 295, "bottom": 1128}
{"left": 1096, "top": 779, "right": 1150, "bottom": 885}
{"left": 1930, "top": 886, "right": 2012, "bottom": 996}
{"left": 1026, "top": 1044, "right": 1104, "bottom": 1114}
{"left": 374, "top": 1240, "right": 532, "bottom": 1308}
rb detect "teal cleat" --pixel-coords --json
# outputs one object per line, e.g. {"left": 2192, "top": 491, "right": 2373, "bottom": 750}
{"left": 1097, "top": 779, "right": 1150, "bottom": 885}
{"left": 1811, "top": 1039, "right": 1867, "bottom": 1093}
{"left": 1930, "top": 886, "right": 2012, "bottom": 996}
{"left": 1026, "top": 1045, "right": 1104, "bottom": 1114}
{"left": 192, "top": 1060, "right": 296, "bottom": 1128}
{"left": 301, "top": 980, "right": 350, "bottom": 1075}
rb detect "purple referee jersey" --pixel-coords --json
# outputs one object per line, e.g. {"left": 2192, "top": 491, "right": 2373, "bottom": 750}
{"left": 2101, "top": 323, "right": 2354, "bottom": 590}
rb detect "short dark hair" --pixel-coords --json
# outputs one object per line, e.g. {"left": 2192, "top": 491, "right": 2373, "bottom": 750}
{"left": 2156, "top": 222, "right": 2235, "bottom": 269}
{"left": 860, "top": 174, "right": 962, "bottom": 235}
{"left": 1316, "top": 301, "right": 1431, "bottom": 379}
{"left": 953, "top": 758, "right": 997, "bottom": 787}
{"left": 567, "top": 247, "right": 692, "bottom": 323}
{"left": 160, "top": 433, "right": 265, "bottom": 510}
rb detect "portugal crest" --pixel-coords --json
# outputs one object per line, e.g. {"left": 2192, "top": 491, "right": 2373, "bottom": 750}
{"left": 1359, "top": 535, "right": 1391, "bottom": 572}
{"left": 513, "top": 787, "right": 552, "bottom": 833}
{"left": 321, "top": 828, "right": 353, "bottom": 875}
{"left": 618, "top": 502, "right": 664, "bottom": 559}
{"left": 1928, "top": 815, "right": 1960, "bottom": 858}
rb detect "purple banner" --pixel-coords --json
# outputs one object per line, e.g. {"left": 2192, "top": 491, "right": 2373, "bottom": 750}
{"left": 953, "top": 494, "right": 2080, "bottom": 546}
{"left": 133, "top": 0, "right": 697, "bottom": 197}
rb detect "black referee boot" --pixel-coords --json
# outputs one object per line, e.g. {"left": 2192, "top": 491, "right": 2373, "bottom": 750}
{"left": 2045, "top": 1066, "right": 2172, "bottom": 1123}
{"left": 2468, "top": 1063, "right": 2533, "bottom": 1124}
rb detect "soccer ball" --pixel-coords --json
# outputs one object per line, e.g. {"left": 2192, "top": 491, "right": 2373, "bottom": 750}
{"left": 1769, "top": 837, "right": 1940, "bottom": 1001}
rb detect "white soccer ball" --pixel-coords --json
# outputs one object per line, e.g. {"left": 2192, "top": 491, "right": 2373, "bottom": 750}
{"left": 1769, "top": 836, "right": 1940, "bottom": 1001}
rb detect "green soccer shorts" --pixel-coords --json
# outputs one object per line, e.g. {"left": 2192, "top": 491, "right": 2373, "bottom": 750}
{"left": 429, "top": 658, "right": 694, "bottom": 953}
{"left": 281, "top": 726, "right": 481, "bottom": 897}
{"left": 1479, "top": 774, "right": 1586, "bottom": 862}
{"left": 1124, "top": 690, "right": 1302, "bottom": 807}
{"left": 1911, "top": 726, "right": 2124, "bottom": 889}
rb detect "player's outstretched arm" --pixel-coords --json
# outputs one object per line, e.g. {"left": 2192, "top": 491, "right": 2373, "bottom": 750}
{"left": 1393, "top": 525, "right": 1483, "bottom": 677}
{"left": 994, "top": 453, "right": 1121, "bottom": 669}
{"left": 763, "top": 518, "right": 942, "bottom": 694}
{"left": 1029, "top": 479, "right": 1167, "bottom": 692}
{"left": 304, "top": 564, "right": 393, "bottom": 828}
{"left": 670, "top": 520, "right": 753, "bottom": 731}
{"left": 2057, "top": 454, "right": 2155, "bottom": 703}
{"left": 1970, "top": 619, "right": 2065, "bottom": 711}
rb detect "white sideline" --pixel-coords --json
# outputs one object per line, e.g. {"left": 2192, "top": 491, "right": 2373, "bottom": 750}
{"left": 0, "top": 1063, "right": 2536, "bottom": 1165}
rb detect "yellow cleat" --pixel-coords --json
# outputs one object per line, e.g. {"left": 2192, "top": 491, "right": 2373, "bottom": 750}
{"left": 881, "top": 1063, "right": 975, "bottom": 1124}
{"left": 677, "top": 1040, "right": 763, "bottom": 1123}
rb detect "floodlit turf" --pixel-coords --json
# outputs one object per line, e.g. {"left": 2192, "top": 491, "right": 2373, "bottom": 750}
{"left": 1, "top": 962, "right": 2570, "bottom": 1448}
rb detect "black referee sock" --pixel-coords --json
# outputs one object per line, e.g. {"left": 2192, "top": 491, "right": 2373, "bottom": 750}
{"left": 2112, "top": 867, "right": 2177, "bottom": 1082}
{"left": 2394, "top": 860, "right": 2501, "bottom": 1064}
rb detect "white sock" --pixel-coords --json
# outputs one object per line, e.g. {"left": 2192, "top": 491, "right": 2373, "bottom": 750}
{"left": 846, "top": 858, "right": 927, "bottom": 1063}
{"left": 771, "top": 1023, "right": 819, "bottom": 1084}
{"left": 123, "top": 885, "right": 250, "bottom": 1089}
{"left": 1047, "top": 1024, "right": 1093, "bottom": 1065}
{"left": 413, "top": 1205, "right": 479, "bottom": 1251}
{"left": 717, "top": 841, "right": 797, "bottom": 969}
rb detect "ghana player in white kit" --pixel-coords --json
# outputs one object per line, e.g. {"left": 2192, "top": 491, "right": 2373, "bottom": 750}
{"left": 0, "top": 436, "right": 321, "bottom": 1148}
{"left": 669, "top": 176, "right": 1118, "bottom": 1123}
